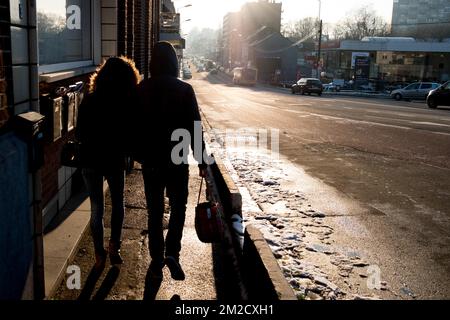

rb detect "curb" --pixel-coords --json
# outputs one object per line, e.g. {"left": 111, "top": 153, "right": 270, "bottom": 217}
{"left": 199, "top": 105, "right": 297, "bottom": 300}
{"left": 244, "top": 225, "right": 297, "bottom": 300}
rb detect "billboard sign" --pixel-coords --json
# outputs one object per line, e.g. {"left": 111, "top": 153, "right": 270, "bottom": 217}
{"left": 354, "top": 56, "right": 371, "bottom": 81}
{"left": 351, "top": 52, "right": 370, "bottom": 68}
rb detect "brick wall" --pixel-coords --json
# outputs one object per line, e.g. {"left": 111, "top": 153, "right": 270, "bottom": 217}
{"left": 101, "top": 0, "right": 118, "bottom": 59}
{"left": 118, "top": 0, "right": 156, "bottom": 78}
{"left": 117, "top": 0, "right": 127, "bottom": 55}
{"left": 0, "top": 1, "right": 13, "bottom": 130}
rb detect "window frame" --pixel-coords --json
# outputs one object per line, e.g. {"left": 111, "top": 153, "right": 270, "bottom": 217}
{"left": 405, "top": 83, "right": 420, "bottom": 90}
{"left": 420, "top": 83, "right": 432, "bottom": 90}
{"left": 37, "top": 0, "right": 97, "bottom": 75}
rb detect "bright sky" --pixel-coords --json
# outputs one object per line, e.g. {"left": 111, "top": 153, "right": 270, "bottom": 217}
{"left": 37, "top": 0, "right": 66, "bottom": 16}
{"left": 177, "top": 0, "right": 394, "bottom": 32}
{"left": 37, "top": 0, "right": 394, "bottom": 32}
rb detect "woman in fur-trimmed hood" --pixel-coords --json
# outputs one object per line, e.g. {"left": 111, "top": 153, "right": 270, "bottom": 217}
{"left": 76, "top": 56, "right": 140, "bottom": 270}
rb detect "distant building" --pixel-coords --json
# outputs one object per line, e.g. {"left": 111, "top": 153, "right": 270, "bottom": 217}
{"left": 319, "top": 37, "right": 450, "bottom": 83}
{"left": 240, "top": 0, "right": 282, "bottom": 38}
{"left": 220, "top": 0, "right": 297, "bottom": 83}
{"left": 244, "top": 27, "right": 298, "bottom": 83}
{"left": 221, "top": 12, "right": 242, "bottom": 68}
{"left": 392, "top": 0, "right": 450, "bottom": 39}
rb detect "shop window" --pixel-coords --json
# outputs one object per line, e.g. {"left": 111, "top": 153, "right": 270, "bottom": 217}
{"left": 37, "top": 0, "right": 92, "bottom": 73}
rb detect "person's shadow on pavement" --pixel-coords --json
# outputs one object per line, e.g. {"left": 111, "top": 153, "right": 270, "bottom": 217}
{"left": 92, "top": 266, "right": 120, "bottom": 300}
{"left": 143, "top": 267, "right": 163, "bottom": 301}
{"left": 77, "top": 266, "right": 120, "bottom": 300}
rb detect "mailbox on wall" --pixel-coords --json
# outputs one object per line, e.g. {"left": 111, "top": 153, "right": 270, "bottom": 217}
{"left": 40, "top": 94, "right": 62, "bottom": 142}
{"left": 65, "top": 89, "right": 76, "bottom": 132}
{"left": 13, "top": 111, "right": 46, "bottom": 173}
{"left": 73, "top": 81, "right": 84, "bottom": 128}
{"left": 40, "top": 82, "right": 84, "bottom": 142}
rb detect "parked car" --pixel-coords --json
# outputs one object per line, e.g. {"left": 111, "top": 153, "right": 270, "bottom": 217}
{"left": 385, "top": 82, "right": 410, "bottom": 93}
{"left": 390, "top": 82, "right": 440, "bottom": 101}
{"left": 182, "top": 69, "right": 192, "bottom": 80}
{"left": 292, "top": 78, "right": 323, "bottom": 96}
{"left": 323, "top": 82, "right": 340, "bottom": 92}
{"left": 427, "top": 81, "right": 450, "bottom": 109}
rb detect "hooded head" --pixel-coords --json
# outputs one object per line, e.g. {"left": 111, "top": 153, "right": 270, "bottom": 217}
{"left": 150, "top": 41, "right": 179, "bottom": 78}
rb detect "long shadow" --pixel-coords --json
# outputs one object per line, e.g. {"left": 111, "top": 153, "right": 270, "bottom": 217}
{"left": 77, "top": 266, "right": 120, "bottom": 300}
{"left": 211, "top": 241, "right": 244, "bottom": 301}
{"left": 44, "top": 170, "right": 87, "bottom": 235}
{"left": 92, "top": 266, "right": 121, "bottom": 300}
{"left": 77, "top": 266, "right": 104, "bottom": 300}
{"left": 143, "top": 267, "right": 163, "bottom": 301}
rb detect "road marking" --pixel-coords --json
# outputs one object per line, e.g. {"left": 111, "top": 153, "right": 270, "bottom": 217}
{"left": 288, "top": 110, "right": 450, "bottom": 134}
{"left": 286, "top": 110, "right": 307, "bottom": 114}
{"left": 289, "top": 103, "right": 312, "bottom": 107}
{"left": 410, "top": 121, "right": 450, "bottom": 127}
{"left": 326, "top": 97, "right": 421, "bottom": 109}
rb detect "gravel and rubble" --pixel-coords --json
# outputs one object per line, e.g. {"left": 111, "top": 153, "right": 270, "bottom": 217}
{"left": 206, "top": 133, "right": 389, "bottom": 300}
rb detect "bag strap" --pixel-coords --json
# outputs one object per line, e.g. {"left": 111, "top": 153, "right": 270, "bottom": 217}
{"left": 197, "top": 177, "right": 204, "bottom": 205}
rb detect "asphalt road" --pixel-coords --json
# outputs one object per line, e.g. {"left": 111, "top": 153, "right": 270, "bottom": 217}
{"left": 191, "top": 71, "right": 450, "bottom": 299}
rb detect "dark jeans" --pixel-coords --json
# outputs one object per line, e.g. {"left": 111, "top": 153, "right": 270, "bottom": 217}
{"left": 142, "top": 165, "right": 189, "bottom": 264}
{"left": 82, "top": 168, "right": 125, "bottom": 253}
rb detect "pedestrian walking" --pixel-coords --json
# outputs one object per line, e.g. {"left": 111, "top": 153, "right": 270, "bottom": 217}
{"left": 137, "top": 42, "right": 207, "bottom": 281}
{"left": 76, "top": 56, "right": 140, "bottom": 271}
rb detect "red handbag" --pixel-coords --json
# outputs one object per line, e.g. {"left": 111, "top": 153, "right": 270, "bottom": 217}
{"left": 195, "top": 178, "right": 224, "bottom": 243}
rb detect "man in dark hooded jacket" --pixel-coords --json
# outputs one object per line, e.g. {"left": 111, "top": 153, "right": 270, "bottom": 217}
{"left": 137, "top": 41, "right": 207, "bottom": 280}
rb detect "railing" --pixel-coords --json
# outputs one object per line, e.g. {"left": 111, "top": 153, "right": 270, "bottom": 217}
{"left": 160, "top": 12, "right": 180, "bottom": 32}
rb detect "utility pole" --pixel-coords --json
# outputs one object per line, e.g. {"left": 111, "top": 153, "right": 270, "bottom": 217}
{"left": 316, "top": 0, "right": 322, "bottom": 78}
{"left": 317, "top": 19, "right": 322, "bottom": 78}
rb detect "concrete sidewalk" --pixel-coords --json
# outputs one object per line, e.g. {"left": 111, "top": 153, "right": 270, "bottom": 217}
{"left": 50, "top": 163, "right": 219, "bottom": 300}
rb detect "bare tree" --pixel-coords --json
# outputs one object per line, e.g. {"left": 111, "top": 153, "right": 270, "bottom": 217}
{"left": 282, "top": 17, "right": 319, "bottom": 41}
{"left": 333, "top": 6, "right": 390, "bottom": 40}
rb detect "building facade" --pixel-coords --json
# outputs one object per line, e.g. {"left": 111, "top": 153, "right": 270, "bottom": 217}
{"left": 245, "top": 27, "right": 298, "bottom": 83}
{"left": 221, "top": 12, "right": 242, "bottom": 69}
{"left": 240, "top": 0, "right": 282, "bottom": 38}
{"left": 320, "top": 37, "right": 450, "bottom": 83}
{"left": 160, "top": 0, "right": 185, "bottom": 70}
{"left": 0, "top": 0, "right": 159, "bottom": 300}
{"left": 392, "top": 0, "right": 450, "bottom": 39}
{"left": 220, "top": 0, "right": 297, "bottom": 83}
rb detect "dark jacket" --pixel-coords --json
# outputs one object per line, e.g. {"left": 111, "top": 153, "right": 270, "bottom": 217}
{"left": 137, "top": 42, "right": 206, "bottom": 169}
{"left": 76, "top": 93, "right": 131, "bottom": 173}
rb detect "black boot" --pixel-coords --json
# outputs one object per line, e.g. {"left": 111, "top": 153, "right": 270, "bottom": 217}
{"left": 164, "top": 256, "right": 185, "bottom": 281}
{"left": 94, "top": 248, "right": 107, "bottom": 271}
{"left": 109, "top": 240, "right": 123, "bottom": 266}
